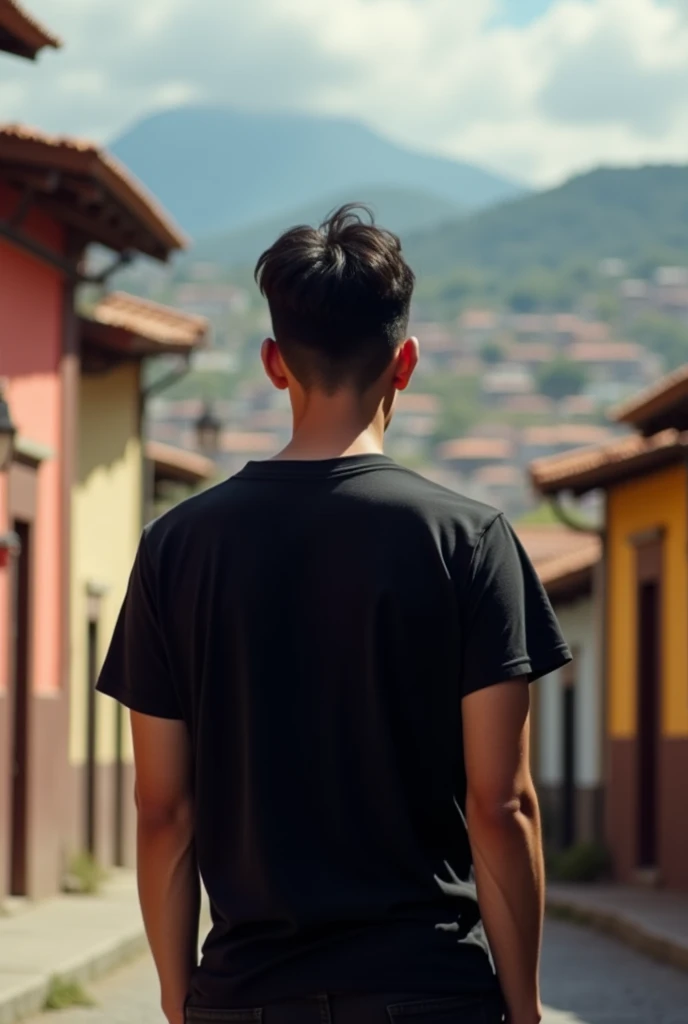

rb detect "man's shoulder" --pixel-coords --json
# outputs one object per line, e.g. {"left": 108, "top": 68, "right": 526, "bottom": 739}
{"left": 385, "top": 463, "right": 502, "bottom": 536}
{"left": 143, "top": 475, "right": 242, "bottom": 549}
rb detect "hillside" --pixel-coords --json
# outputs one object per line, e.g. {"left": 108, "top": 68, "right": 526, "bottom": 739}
{"left": 191, "top": 186, "right": 463, "bottom": 267}
{"left": 110, "top": 107, "right": 524, "bottom": 238}
{"left": 407, "top": 165, "right": 688, "bottom": 276}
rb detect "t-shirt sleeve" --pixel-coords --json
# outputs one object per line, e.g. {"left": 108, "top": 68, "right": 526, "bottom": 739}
{"left": 461, "top": 513, "right": 572, "bottom": 698}
{"left": 96, "top": 531, "right": 183, "bottom": 720}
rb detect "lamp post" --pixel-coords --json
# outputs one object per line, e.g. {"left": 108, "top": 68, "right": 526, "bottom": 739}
{"left": 195, "top": 402, "right": 222, "bottom": 457}
{"left": 0, "top": 382, "right": 16, "bottom": 472}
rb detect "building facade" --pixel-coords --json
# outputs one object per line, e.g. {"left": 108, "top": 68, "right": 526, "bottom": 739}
{"left": 69, "top": 295, "right": 208, "bottom": 871}
{"left": 532, "top": 371, "right": 688, "bottom": 889}
{"left": 0, "top": 124, "right": 185, "bottom": 898}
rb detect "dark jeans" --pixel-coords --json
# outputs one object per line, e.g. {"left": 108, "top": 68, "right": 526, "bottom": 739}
{"left": 186, "top": 992, "right": 505, "bottom": 1023}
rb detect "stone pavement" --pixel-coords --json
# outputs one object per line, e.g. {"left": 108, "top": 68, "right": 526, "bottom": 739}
{"left": 548, "top": 882, "right": 688, "bottom": 973}
{"left": 0, "top": 872, "right": 145, "bottom": 1024}
{"left": 5, "top": 875, "right": 688, "bottom": 1024}
{"left": 21, "top": 918, "right": 688, "bottom": 1024}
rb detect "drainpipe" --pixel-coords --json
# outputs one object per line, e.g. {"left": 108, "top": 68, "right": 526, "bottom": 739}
{"left": 139, "top": 355, "right": 193, "bottom": 527}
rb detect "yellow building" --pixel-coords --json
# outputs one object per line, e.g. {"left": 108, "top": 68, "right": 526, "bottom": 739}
{"left": 531, "top": 368, "right": 688, "bottom": 890}
{"left": 70, "top": 293, "right": 211, "bottom": 869}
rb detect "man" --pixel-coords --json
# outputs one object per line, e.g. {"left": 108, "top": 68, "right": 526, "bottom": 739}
{"left": 98, "top": 206, "right": 570, "bottom": 1024}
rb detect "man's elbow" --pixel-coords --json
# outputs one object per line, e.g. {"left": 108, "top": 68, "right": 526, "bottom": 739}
{"left": 135, "top": 788, "right": 194, "bottom": 833}
{"left": 467, "top": 778, "right": 539, "bottom": 831}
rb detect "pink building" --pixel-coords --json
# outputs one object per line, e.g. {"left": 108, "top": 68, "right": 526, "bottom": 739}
{"left": 0, "top": 124, "right": 184, "bottom": 898}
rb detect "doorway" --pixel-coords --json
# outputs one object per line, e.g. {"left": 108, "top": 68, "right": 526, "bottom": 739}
{"left": 637, "top": 575, "right": 661, "bottom": 870}
{"left": 10, "top": 520, "right": 31, "bottom": 896}
{"left": 561, "top": 660, "right": 577, "bottom": 849}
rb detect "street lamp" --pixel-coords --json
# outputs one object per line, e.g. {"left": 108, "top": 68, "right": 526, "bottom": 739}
{"left": 0, "top": 382, "right": 16, "bottom": 472}
{"left": 195, "top": 402, "right": 222, "bottom": 457}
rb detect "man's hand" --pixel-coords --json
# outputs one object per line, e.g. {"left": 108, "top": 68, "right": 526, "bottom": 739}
{"left": 132, "top": 712, "right": 200, "bottom": 1023}
{"left": 462, "top": 680, "right": 545, "bottom": 1024}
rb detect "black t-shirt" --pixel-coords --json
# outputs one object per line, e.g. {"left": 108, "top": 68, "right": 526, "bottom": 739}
{"left": 97, "top": 454, "right": 570, "bottom": 1006}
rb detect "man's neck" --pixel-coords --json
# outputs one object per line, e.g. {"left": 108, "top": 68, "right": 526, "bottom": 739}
{"left": 274, "top": 390, "right": 387, "bottom": 462}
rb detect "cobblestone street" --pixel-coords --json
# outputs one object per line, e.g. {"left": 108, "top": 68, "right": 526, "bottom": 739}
{"left": 31, "top": 918, "right": 688, "bottom": 1024}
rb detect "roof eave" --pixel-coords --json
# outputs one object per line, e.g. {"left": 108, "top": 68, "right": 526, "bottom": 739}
{"left": 79, "top": 317, "right": 202, "bottom": 359}
{"left": 0, "top": 5, "right": 62, "bottom": 60}
{"left": 531, "top": 442, "right": 688, "bottom": 497}
{"left": 543, "top": 565, "right": 596, "bottom": 602}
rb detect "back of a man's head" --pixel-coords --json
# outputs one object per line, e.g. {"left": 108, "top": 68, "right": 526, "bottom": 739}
{"left": 255, "top": 204, "right": 415, "bottom": 394}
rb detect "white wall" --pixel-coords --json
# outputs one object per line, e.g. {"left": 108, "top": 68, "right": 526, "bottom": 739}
{"left": 538, "top": 595, "right": 601, "bottom": 788}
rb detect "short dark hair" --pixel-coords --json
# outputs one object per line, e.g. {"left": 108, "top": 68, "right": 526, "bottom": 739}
{"left": 255, "top": 204, "right": 415, "bottom": 393}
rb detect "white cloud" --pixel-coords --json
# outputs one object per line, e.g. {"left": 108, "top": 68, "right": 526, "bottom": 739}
{"left": 1, "top": 0, "right": 688, "bottom": 185}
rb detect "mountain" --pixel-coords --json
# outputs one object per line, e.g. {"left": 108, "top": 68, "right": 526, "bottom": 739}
{"left": 190, "top": 186, "right": 463, "bottom": 268}
{"left": 109, "top": 107, "right": 525, "bottom": 239}
{"left": 406, "top": 165, "right": 688, "bottom": 275}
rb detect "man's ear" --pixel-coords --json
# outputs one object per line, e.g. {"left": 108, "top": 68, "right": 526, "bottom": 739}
{"left": 393, "top": 337, "right": 420, "bottom": 391}
{"left": 261, "top": 338, "right": 289, "bottom": 391}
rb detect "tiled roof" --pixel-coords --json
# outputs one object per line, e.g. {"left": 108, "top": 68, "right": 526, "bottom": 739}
{"left": 506, "top": 342, "right": 555, "bottom": 362}
{"left": 90, "top": 292, "right": 208, "bottom": 349}
{"left": 396, "top": 393, "right": 440, "bottom": 415}
{"left": 473, "top": 464, "right": 523, "bottom": 487}
{"left": 569, "top": 341, "right": 644, "bottom": 363}
{"left": 530, "top": 429, "right": 688, "bottom": 495}
{"left": 0, "top": 124, "right": 186, "bottom": 257}
{"left": 146, "top": 441, "right": 215, "bottom": 486}
{"left": 516, "top": 525, "right": 601, "bottom": 594}
{"left": 521, "top": 424, "right": 617, "bottom": 447}
{"left": 438, "top": 437, "right": 512, "bottom": 461}
{"left": 612, "top": 364, "right": 688, "bottom": 431}
{"left": 219, "top": 432, "right": 279, "bottom": 455}
{"left": 459, "top": 309, "right": 498, "bottom": 331}
{"left": 0, "top": 1, "right": 60, "bottom": 58}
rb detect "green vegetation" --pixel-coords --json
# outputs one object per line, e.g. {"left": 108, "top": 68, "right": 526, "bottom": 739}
{"left": 548, "top": 842, "right": 612, "bottom": 883}
{"left": 480, "top": 340, "right": 505, "bottom": 365}
{"left": 517, "top": 503, "right": 561, "bottom": 526}
{"left": 629, "top": 312, "right": 688, "bottom": 371}
{"left": 425, "top": 373, "right": 482, "bottom": 442}
{"left": 408, "top": 165, "right": 688, "bottom": 277}
{"left": 62, "top": 851, "right": 107, "bottom": 895}
{"left": 537, "top": 359, "right": 588, "bottom": 401}
{"left": 44, "top": 977, "right": 95, "bottom": 1012}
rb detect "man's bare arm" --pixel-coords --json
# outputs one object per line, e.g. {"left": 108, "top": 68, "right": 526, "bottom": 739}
{"left": 462, "top": 680, "right": 544, "bottom": 1024}
{"left": 131, "top": 712, "right": 200, "bottom": 1024}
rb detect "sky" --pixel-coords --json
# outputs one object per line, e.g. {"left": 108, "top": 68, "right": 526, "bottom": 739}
{"left": 2, "top": 0, "right": 688, "bottom": 187}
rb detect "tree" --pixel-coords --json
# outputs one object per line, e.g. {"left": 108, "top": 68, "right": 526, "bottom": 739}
{"left": 480, "top": 340, "right": 505, "bottom": 365}
{"left": 629, "top": 313, "right": 688, "bottom": 372}
{"left": 537, "top": 359, "right": 588, "bottom": 400}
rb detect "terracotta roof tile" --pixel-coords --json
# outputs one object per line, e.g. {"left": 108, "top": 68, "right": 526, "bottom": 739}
{"left": 396, "top": 393, "right": 440, "bottom": 415}
{"left": 569, "top": 341, "right": 644, "bottom": 362}
{"left": 91, "top": 292, "right": 208, "bottom": 349}
{"left": 219, "top": 432, "right": 279, "bottom": 455}
{"left": 146, "top": 441, "right": 215, "bottom": 486}
{"left": 530, "top": 428, "right": 688, "bottom": 495}
{"left": 506, "top": 342, "right": 555, "bottom": 363}
{"left": 438, "top": 437, "right": 513, "bottom": 461}
{"left": 0, "top": 1, "right": 61, "bottom": 58}
{"left": 516, "top": 525, "right": 601, "bottom": 591}
{"left": 0, "top": 124, "right": 187, "bottom": 256}
{"left": 521, "top": 424, "right": 616, "bottom": 447}
{"left": 473, "top": 464, "right": 523, "bottom": 487}
{"left": 612, "top": 364, "right": 688, "bottom": 429}
{"left": 459, "top": 309, "right": 498, "bottom": 331}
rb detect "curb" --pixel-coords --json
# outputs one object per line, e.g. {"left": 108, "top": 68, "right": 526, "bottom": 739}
{"left": 546, "top": 896, "right": 688, "bottom": 975}
{"left": 0, "top": 926, "right": 148, "bottom": 1024}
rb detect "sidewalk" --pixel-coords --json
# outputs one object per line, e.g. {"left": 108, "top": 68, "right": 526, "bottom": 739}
{"left": 548, "top": 882, "right": 688, "bottom": 973}
{"left": 3, "top": 875, "right": 688, "bottom": 1024}
{"left": 0, "top": 872, "right": 146, "bottom": 1024}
